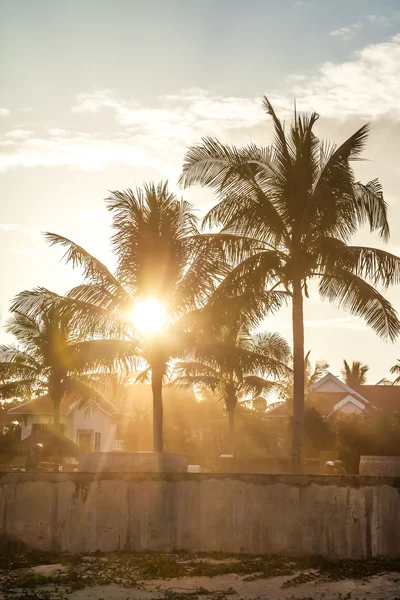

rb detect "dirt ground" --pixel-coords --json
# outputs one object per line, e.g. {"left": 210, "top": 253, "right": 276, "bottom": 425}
{"left": 1, "top": 553, "right": 400, "bottom": 600}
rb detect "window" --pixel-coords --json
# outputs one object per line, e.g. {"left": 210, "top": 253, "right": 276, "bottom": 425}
{"left": 32, "top": 423, "right": 65, "bottom": 438}
{"left": 94, "top": 432, "right": 101, "bottom": 452}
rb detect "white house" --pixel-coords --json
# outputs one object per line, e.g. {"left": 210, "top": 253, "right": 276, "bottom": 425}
{"left": 8, "top": 393, "right": 125, "bottom": 453}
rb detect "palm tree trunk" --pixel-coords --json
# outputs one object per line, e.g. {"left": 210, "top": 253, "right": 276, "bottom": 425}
{"left": 53, "top": 399, "right": 61, "bottom": 427}
{"left": 291, "top": 275, "right": 305, "bottom": 473}
{"left": 52, "top": 393, "right": 62, "bottom": 468}
{"left": 151, "top": 365, "right": 164, "bottom": 453}
{"left": 228, "top": 407, "right": 235, "bottom": 456}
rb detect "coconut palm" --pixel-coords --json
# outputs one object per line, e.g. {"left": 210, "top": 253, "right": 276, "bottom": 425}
{"left": 0, "top": 303, "right": 137, "bottom": 446}
{"left": 341, "top": 360, "right": 369, "bottom": 387}
{"left": 179, "top": 98, "right": 400, "bottom": 470}
{"left": 173, "top": 315, "right": 291, "bottom": 454}
{"left": 389, "top": 360, "right": 400, "bottom": 385}
{"left": 278, "top": 351, "right": 329, "bottom": 405}
{"left": 12, "top": 182, "right": 228, "bottom": 452}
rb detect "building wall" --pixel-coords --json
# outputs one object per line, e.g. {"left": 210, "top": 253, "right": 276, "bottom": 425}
{"left": 21, "top": 408, "right": 118, "bottom": 452}
{"left": 316, "top": 379, "right": 347, "bottom": 393}
{"left": 71, "top": 406, "right": 118, "bottom": 451}
{"left": 1, "top": 473, "right": 399, "bottom": 558}
{"left": 21, "top": 415, "right": 70, "bottom": 440}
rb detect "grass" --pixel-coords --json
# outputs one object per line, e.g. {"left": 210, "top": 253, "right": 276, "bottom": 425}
{"left": 1, "top": 551, "right": 400, "bottom": 599}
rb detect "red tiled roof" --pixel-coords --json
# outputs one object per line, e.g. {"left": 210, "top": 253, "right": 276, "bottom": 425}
{"left": 265, "top": 392, "right": 371, "bottom": 418}
{"left": 355, "top": 385, "right": 400, "bottom": 415}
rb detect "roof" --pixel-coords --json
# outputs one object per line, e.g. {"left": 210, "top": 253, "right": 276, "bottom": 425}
{"left": 8, "top": 393, "right": 121, "bottom": 417}
{"left": 265, "top": 373, "right": 400, "bottom": 418}
{"left": 355, "top": 385, "right": 400, "bottom": 415}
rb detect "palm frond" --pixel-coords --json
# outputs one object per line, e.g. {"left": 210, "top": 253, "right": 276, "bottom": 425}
{"left": 319, "top": 269, "right": 400, "bottom": 341}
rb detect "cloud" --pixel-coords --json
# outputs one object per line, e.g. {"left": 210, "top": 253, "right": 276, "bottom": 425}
{"left": 5, "top": 129, "right": 34, "bottom": 140}
{"left": 293, "top": 0, "right": 313, "bottom": 6}
{"left": 303, "top": 316, "right": 367, "bottom": 331}
{"left": 73, "top": 88, "right": 263, "bottom": 135}
{"left": 366, "top": 13, "right": 400, "bottom": 26}
{"left": 0, "top": 108, "right": 10, "bottom": 118}
{"left": 1, "top": 34, "right": 400, "bottom": 173}
{"left": 366, "top": 14, "right": 390, "bottom": 26}
{"left": 330, "top": 23, "right": 362, "bottom": 39}
{"left": 287, "top": 34, "right": 400, "bottom": 118}
{"left": 0, "top": 223, "right": 41, "bottom": 239}
{"left": 0, "top": 89, "right": 265, "bottom": 173}
{"left": 0, "top": 134, "right": 166, "bottom": 173}
{"left": 47, "top": 128, "right": 70, "bottom": 137}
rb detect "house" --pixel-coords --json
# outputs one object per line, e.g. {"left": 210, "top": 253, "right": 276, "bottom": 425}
{"left": 8, "top": 394, "right": 125, "bottom": 453}
{"left": 266, "top": 372, "right": 400, "bottom": 418}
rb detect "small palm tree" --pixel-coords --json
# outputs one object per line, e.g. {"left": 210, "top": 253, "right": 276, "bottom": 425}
{"left": 341, "top": 360, "right": 369, "bottom": 387}
{"left": 0, "top": 304, "right": 136, "bottom": 447}
{"left": 179, "top": 98, "right": 400, "bottom": 470}
{"left": 13, "top": 182, "right": 227, "bottom": 452}
{"left": 390, "top": 360, "right": 400, "bottom": 384}
{"left": 173, "top": 310, "right": 291, "bottom": 454}
{"left": 278, "top": 351, "right": 329, "bottom": 405}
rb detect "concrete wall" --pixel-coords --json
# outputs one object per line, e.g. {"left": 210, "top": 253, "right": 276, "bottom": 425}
{"left": 360, "top": 456, "right": 400, "bottom": 476}
{"left": 1, "top": 473, "right": 400, "bottom": 558}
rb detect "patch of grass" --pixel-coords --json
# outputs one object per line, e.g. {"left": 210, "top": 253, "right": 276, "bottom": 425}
{"left": 1, "top": 552, "right": 400, "bottom": 597}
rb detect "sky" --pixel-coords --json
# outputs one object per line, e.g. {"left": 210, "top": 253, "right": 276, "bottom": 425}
{"left": 1, "top": 0, "right": 400, "bottom": 383}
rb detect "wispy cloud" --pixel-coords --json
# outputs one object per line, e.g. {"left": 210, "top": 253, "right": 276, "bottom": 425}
{"left": 288, "top": 34, "right": 400, "bottom": 118}
{"left": 293, "top": 0, "right": 313, "bottom": 6}
{"left": 366, "top": 13, "right": 400, "bottom": 26}
{"left": 0, "top": 223, "right": 41, "bottom": 239}
{"left": 72, "top": 88, "right": 263, "bottom": 135}
{"left": 1, "top": 34, "right": 400, "bottom": 173}
{"left": 0, "top": 135, "right": 164, "bottom": 172}
{"left": 5, "top": 129, "right": 34, "bottom": 140}
{"left": 330, "top": 23, "right": 362, "bottom": 40}
{"left": 0, "top": 108, "right": 10, "bottom": 118}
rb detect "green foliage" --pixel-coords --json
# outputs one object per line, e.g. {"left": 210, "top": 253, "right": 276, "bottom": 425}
{"left": 335, "top": 413, "right": 400, "bottom": 474}
{"left": 341, "top": 360, "right": 369, "bottom": 387}
{"left": 0, "top": 304, "right": 134, "bottom": 425}
{"left": 303, "top": 406, "right": 336, "bottom": 457}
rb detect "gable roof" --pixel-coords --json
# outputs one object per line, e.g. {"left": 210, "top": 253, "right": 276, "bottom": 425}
{"left": 8, "top": 393, "right": 121, "bottom": 417}
{"left": 311, "top": 373, "right": 369, "bottom": 403}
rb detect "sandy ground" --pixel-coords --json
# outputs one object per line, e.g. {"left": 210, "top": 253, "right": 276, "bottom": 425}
{"left": 2, "top": 558, "right": 400, "bottom": 600}
{"left": 4, "top": 570, "right": 400, "bottom": 600}
{"left": 65, "top": 574, "right": 400, "bottom": 600}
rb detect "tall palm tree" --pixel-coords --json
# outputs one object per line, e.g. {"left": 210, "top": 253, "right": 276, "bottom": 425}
{"left": 13, "top": 182, "right": 228, "bottom": 452}
{"left": 173, "top": 311, "right": 291, "bottom": 453}
{"left": 0, "top": 304, "right": 136, "bottom": 444}
{"left": 179, "top": 98, "right": 400, "bottom": 470}
{"left": 341, "top": 360, "right": 369, "bottom": 387}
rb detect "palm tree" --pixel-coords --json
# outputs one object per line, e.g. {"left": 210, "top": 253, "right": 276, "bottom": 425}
{"left": 173, "top": 311, "right": 291, "bottom": 454}
{"left": 390, "top": 360, "right": 400, "bottom": 384}
{"left": 341, "top": 360, "right": 369, "bottom": 387}
{"left": 0, "top": 303, "right": 136, "bottom": 453}
{"left": 278, "top": 351, "right": 329, "bottom": 405}
{"left": 179, "top": 98, "right": 400, "bottom": 470}
{"left": 13, "top": 182, "right": 228, "bottom": 452}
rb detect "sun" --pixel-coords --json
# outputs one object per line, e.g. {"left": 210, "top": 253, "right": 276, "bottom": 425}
{"left": 132, "top": 298, "right": 167, "bottom": 334}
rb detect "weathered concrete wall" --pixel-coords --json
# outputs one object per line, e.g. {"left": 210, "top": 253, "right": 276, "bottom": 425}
{"left": 1, "top": 473, "right": 400, "bottom": 558}
{"left": 78, "top": 452, "right": 187, "bottom": 473}
{"left": 360, "top": 455, "right": 400, "bottom": 477}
